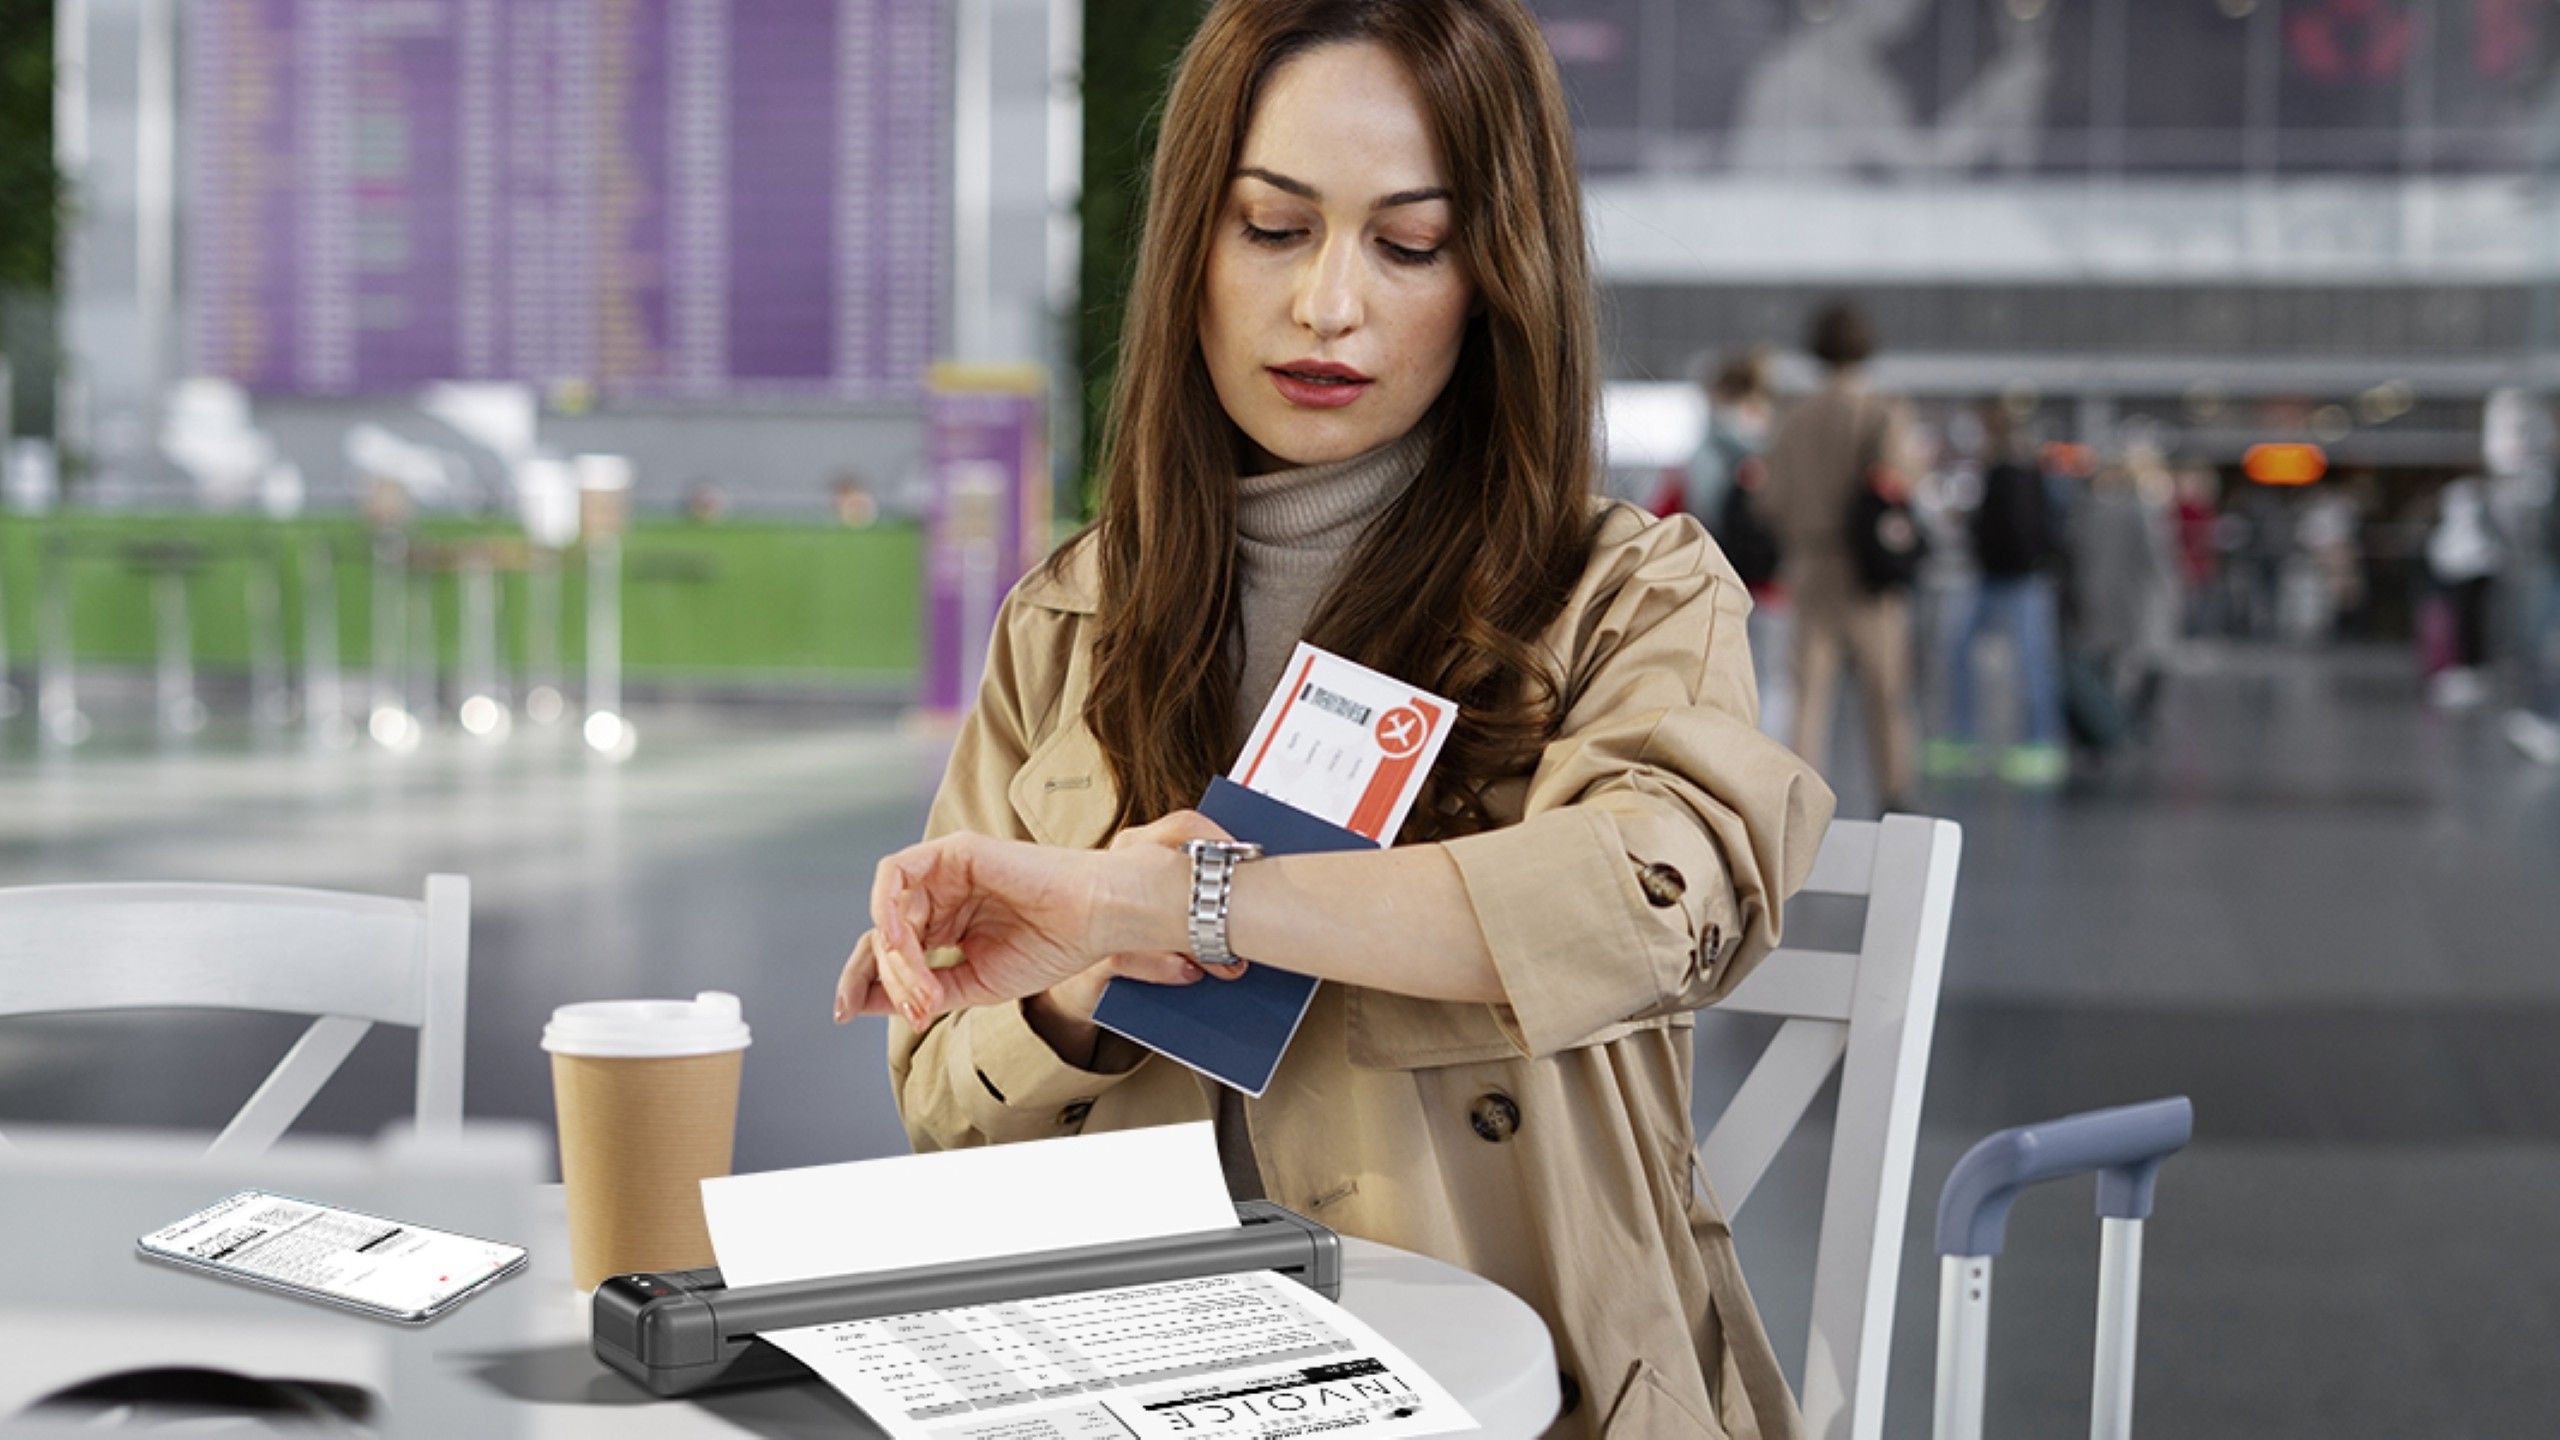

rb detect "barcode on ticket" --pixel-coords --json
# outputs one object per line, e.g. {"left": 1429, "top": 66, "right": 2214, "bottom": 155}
{"left": 1298, "top": 682, "right": 1372, "bottom": 726}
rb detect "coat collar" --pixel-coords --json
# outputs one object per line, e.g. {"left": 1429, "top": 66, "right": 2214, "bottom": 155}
{"left": 1014, "top": 531, "right": 1102, "bottom": 615}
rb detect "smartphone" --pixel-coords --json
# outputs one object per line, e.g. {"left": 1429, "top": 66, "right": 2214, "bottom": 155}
{"left": 138, "top": 1190, "right": 528, "bottom": 1324}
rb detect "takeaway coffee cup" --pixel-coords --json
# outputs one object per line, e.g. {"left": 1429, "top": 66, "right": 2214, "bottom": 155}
{"left": 543, "top": 991, "right": 751, "bottom": 1290}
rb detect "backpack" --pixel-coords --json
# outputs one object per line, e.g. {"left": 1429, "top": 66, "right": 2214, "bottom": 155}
{"left": 1970, "top": 461, "right": 2049, "bottom": 578}
{"left": 1850, "top": 482, "right": 1927, "bottom": 593}
{"left": 1714, "top": 457, "right": 1783, "bottom": 588}
{"left": 1846, "top": 402, "right": 1926, "bottom": 594}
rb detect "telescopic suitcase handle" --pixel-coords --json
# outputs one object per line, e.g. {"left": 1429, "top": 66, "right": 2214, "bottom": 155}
{"left": 1931, "top": 1097, "right": 2194, "bottom": 1440}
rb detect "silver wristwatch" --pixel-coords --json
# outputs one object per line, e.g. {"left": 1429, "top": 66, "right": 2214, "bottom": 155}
{"left": 1182, "top": 838, "right": 1264, "bottom": 968}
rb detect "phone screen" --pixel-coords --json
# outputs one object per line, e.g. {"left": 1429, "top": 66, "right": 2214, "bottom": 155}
{"left": 139, "top": 1191, "right": 526, "bottom": 1321}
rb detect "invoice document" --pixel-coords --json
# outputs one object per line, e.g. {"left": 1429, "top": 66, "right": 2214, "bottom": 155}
{"left": 700, "top": 1124, "right": 1477, "bottom": 1439}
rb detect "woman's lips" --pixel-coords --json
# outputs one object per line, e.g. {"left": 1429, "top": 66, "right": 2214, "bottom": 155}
{"left": 1268, "top": 367, "right": 1372, "bottom": 409}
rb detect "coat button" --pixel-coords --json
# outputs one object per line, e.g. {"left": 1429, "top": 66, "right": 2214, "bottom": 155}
{"left": 1637, "top": 861, "right": 1686, "bottom": 907}
{"left": 1557, "top": 1370, "right": 1581, "bottom": 1416}
{"left": 1058, "top": 1099, "right": 1093, "bottom": 1127}
{"left": 1468, "top": 1092, "right": 1521, "bottom": 1143}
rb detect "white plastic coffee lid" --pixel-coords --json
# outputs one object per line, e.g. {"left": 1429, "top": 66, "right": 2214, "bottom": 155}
{"left": 542, "top": 991, "right": 752, "bottom": 1058}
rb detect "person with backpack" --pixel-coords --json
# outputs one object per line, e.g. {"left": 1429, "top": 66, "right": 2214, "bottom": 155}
{"left": 1761, "top": 301, "right": 1921, "bottom": 811}
{"left": 1930, "top": 402, "right": 2066, "bottom": 785}
{"left": 1688, "top": 347, "right": 1791, "bottom": 737}
{"left": 1687, "top": 348, "right": 1776, "bottom": 556}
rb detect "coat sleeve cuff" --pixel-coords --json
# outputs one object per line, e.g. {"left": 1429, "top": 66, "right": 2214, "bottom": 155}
{"left": 936, "top": 999, "right": 1149, "bottom": 1139}
{"left": 1442, "top": 806, "right": 1668, "bottom": 1058}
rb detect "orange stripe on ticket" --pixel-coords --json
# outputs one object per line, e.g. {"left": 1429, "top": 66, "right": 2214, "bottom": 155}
{"left": 1345, "top": 699, "right": 1442, "bottom": 841}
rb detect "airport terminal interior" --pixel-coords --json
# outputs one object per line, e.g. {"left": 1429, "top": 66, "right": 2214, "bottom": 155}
{"left": 6, "top": 1, "right": 2560, "bottom": 1435}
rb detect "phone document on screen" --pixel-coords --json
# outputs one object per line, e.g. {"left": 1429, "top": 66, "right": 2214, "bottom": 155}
{"left": 138, "top": 1190, "right": 528, "bottom": 1323}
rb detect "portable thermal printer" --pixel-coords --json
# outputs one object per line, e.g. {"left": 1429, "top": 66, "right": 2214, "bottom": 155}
{"left": 592, "top": 1200, "right": 1342, "bottom": 1396}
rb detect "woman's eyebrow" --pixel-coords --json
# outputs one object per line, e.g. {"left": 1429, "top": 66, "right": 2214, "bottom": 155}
{"left": 1234, "top": 166, "right": 1451, "bottom": 210}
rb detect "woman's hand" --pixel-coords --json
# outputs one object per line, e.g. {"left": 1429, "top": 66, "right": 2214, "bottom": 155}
{"left": 832, "top": 810, "right": 1245, "bottom": 1031}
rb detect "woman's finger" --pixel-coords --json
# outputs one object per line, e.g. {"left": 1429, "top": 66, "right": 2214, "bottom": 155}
{"left": 869, "top": 852, "right": 912, "bottom": 963}
{"left": 835, "top": 931, "right": 886, "bottom": 1022}
{"left": 870, "top": 844, "right": 938, "bottom": 951}
{"left": 1149, "top": 809, "right": 1235, "bottom": 847}
{"left": 881, "top": 901, "right": 941, "bottom": 1028}
{"left": 888, "top": 938, "right": 942, "bottom": 1029}
{"left": 1199, "top": 958, "right": 1249, "bottom": 982}
{"left": 868, "top": 863, "right": 939, "bottom": 1025}
{"left": 875, "top": 937, "right": 921, "bottom": 1027}
{"left": 1109, "top": 808, "right": 1237, "bottom": 852}
{"left": 1106, "top": 814, "right": 1182, "bottom": 851}
{"left": 897, "top": 880, "right": 946, "bottom": 1011}
{"left": 1105, "top": 951, "right": 1206, "bottom": 986}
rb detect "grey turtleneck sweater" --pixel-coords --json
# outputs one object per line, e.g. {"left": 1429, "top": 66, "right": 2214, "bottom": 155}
{"left": 1229, "top": 425, "right": 1436, "bottom": 749}
{"left": 1213, "top": 424, "right": 1433, "bottom": 1199}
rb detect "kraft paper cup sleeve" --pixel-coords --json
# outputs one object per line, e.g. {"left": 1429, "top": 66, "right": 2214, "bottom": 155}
{"left": 551, "top": 1048, "right": 743, "bottom": 1290}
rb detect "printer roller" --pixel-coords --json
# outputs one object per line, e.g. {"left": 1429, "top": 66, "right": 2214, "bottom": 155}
{"left": 593, "top": 1199, "right": 1343, "bottom": 1397}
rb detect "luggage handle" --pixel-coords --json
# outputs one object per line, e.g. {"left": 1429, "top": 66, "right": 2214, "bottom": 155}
{"left": 1935, "top": 1096, "right": 2194, "bottom": 1260}
{"left": 1931, "top": 1097, "right": 2193, "bottom": 1440}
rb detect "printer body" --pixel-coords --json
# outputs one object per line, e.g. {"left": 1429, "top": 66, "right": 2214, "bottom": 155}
{"left": 593, "top": 1200, "right": 1343, "bottom": 1397}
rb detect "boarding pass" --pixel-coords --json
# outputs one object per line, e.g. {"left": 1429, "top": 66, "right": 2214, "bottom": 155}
{"left": 1231, "top": 643, "right": 1456, "bottom": 843}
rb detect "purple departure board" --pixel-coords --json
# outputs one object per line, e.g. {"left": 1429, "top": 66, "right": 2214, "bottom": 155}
{"left": 187, "top": 0, "right": 947, "bottom": 400}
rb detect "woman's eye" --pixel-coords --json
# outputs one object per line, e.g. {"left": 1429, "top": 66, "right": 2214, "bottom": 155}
{"left": 1241, "top": 222, "right": 1302, "bottom": 248}
{"left": 1380, "top": 239, "right": 1442, "bottom": 267}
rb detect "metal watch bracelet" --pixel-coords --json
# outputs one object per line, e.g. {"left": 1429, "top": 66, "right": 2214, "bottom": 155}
{"left": 1183, "top": 839, "right": 1264, "bottom": 968}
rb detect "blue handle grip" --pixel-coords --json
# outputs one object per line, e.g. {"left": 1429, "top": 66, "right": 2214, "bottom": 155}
{"left": 1934, "top": 1097, "right": 2193, "bottom": 1259}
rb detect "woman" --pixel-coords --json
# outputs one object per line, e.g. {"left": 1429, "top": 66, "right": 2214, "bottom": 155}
{"left": 2069, "top": 455, "right": 2178, "bottom": 737}
{"left": 834, "top": 2, "right": 1832, "bottom": 1433}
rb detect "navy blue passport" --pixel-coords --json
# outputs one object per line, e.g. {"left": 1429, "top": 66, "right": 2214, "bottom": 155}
{"left": 1088, "top": 776, "right": 1376, "bottom": 1095}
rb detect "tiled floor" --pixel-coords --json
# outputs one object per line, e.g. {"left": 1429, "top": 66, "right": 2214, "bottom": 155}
{"left": 4, "top": 644, "right": 2555, "bottom": 1436}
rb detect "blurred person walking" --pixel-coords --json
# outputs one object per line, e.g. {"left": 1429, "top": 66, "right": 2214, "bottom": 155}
{"left": 2174, "top": 462, "right": 2222, "bottom": 636}
{"left": 1689, "top": 348, "right": 1793, "bottom": 741}
{"left": 2425, "top": 474, "right": 2503, "bottom": 710}
{"left": 2070, "top": 453, "right": 2179, "bottom": 741}
{"left": 2221, "top": 486, "right": 2291, "bottom": 639}
{"left": 2507, "top": 485, "right": 2560, "bottom": 763}
{"left": 1762, "top": 301, "right": 1921, "bottom": 810}
{"left": 2294, "top": 481, "right": 2366, "bottom": 641}
{"left": 1932, "top": 403, "right": 2065, "bottom": 786}
{"left": 1685, "top": 347, "right": 1776, "bottom": 534}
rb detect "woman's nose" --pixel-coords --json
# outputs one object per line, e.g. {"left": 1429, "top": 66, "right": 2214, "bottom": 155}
{"left": 1292, "top": 233, "right": 1364, "bottom": 340}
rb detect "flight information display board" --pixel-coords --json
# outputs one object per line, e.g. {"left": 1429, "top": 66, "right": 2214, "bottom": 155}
{"left": 187, "top": 0, "right": 946, "bottom": 399}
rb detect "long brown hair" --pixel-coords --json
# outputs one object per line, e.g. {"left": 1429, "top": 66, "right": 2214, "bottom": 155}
{"left": 1061, "top": 0, "right": 1599, "bottom": 842}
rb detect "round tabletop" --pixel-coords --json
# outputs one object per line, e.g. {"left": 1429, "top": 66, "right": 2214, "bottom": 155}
{"left": 4, "top": 1173, "right": 1559, "bottom": 1439}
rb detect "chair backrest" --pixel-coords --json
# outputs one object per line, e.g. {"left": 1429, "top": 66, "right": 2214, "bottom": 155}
{"left": 1698, "top": 815, "right": 1961, "bottom": 1440}
{"left": 0, "top": 877, "right": 470, "bottom": 1159}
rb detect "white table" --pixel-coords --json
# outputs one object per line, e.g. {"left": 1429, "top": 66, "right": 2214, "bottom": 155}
{"left": 6, "top": 1179, "right": 1560, "bottom": 1437}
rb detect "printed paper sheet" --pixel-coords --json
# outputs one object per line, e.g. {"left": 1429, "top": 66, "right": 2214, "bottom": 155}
{"left": 701, "top": 1125, "right": 1476, "bottom": 1438}
{"left": 756, "top": 1267, "right": 1474, "bottom": 1439}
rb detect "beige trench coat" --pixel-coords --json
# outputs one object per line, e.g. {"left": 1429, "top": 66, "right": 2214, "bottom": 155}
{"left": 889, "top": 498, "right": 1836, "bottom": 1438}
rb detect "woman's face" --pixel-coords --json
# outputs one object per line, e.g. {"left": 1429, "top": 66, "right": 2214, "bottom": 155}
{"left": 1199, "top": 41, "right": 1475, "bottom": 474}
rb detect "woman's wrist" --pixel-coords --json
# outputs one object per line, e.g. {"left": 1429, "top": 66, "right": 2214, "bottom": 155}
{"left": 1096, "top": 846, "right": 1194, "bottom": 957}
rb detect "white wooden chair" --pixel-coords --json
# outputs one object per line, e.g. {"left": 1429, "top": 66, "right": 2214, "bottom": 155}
{"left": 1700, "top": 814, "right": 1962, "bottom": 1440}
{"left": 0, "top": 877, "right": 470, "bottom": 1159}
